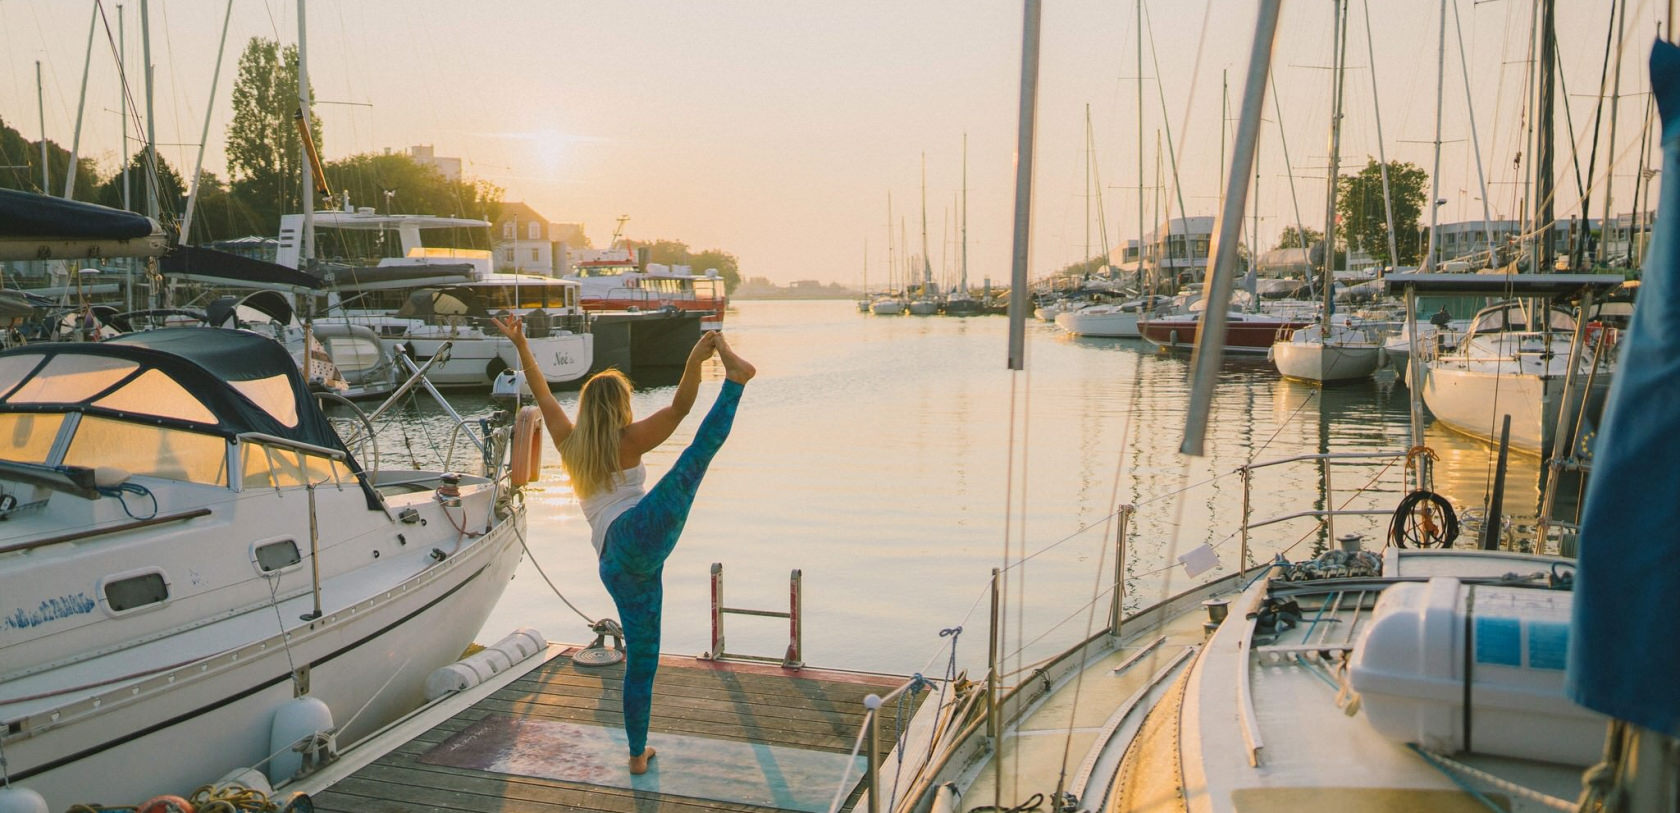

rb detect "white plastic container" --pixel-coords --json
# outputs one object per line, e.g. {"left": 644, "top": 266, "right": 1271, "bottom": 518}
{"left": 1349, "top": 576, "right": 1606, "bottom": 766}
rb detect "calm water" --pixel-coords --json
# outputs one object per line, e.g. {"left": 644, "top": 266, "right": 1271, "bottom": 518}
{"left": 385, "top": 300, "right": 1568, "bottom": 678}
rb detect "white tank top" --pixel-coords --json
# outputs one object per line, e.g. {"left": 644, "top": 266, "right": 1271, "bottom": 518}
{"left": 578, "top": 463, "right": 647, "bottom": 557}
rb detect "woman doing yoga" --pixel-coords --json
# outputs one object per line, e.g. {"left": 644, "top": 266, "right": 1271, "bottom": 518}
{"left": 493, "top": 317, "right": 754, "bottom": 774}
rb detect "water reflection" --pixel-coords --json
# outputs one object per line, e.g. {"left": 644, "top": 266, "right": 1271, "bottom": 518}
{"left": 422, "top": 301, "right": 1581, "bottom": 675}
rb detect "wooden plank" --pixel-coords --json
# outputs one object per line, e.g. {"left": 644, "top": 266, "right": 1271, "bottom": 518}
{"left": 316, "top": 655, "right": 921, "bottom": 812}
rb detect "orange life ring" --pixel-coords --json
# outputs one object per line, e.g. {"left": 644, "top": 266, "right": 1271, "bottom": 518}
{"left": 511, "top": 406, "right": 544, "bottom": 486}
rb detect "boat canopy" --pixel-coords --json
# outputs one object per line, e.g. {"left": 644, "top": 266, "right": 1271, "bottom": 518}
{"left": 1383, "top": 272, "right": 1627, "bottom": 298}
{"left": 0, "top": 328, "right": 351, "bottom": 454}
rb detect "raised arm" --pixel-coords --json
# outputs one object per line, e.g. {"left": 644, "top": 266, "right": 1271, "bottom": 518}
{"left": 622, "top": 332, "right": 717, "bottom": 455}
{"left": 491, "top": 315, "right": 573, "bottom": 450}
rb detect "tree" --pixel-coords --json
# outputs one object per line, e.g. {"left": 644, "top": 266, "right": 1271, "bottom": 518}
{"left": 225, "top": 38, "right": 320, "bottom": 234}
{"left": 1275, "top": 225, "right": 1322, "bottom": 250}
{"left": 690, "top": 248, "right": 741, "bottom": 294}
{"left": 1336, "top": 158, "right": 1428, "bottom": 267}
{"left": 0, "top": 116, "right": 103, "bottom": 201}
{"left": 93, "top": 152, "right": 186, "bottom": 231}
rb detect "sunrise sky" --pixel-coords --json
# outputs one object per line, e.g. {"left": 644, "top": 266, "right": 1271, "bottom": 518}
{"left": 1, "top": 1, "right": 1665, "bottom": 285}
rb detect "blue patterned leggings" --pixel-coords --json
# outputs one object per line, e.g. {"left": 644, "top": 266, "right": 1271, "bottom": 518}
{"left": 597, "top": 379, "right": 743, "bottom": 757}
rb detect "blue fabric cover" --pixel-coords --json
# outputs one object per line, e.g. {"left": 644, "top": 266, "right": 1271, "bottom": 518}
{"left": 1565, "top": 38, "right": 1680, "bottom": 738}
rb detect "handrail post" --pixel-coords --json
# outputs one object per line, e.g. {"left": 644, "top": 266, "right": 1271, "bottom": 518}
{"left": 708, "top": 562, "right": 724, "bottom": 659}
{"left": 864, "top": 701, "right": 882, "bottom": 813}
{"left": 1322, "top": 455, "right": 1337, "bottom": 544}
{"left": 987, "top": 566, "right": 1002, "bottom": 813}
{"left": 303, "top": 479, "right": 322, "bottom": 621}
{"left": 1109, "top": 505, "right": 1132, "bottom": 639}
{"left": 786, "top": 569, "right": 803, "bottom": 668}
{"left": 1239, "top": 466, "right": 1252, "bottom": 580}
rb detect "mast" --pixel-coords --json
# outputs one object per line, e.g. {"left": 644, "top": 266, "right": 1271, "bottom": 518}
{"left": 1425, "top": 0, "right": 1446, "bottom": 272}
{"left": 66, "top": 1, "right": 98, "bottom": 199}
{"left": 1005, "top": 0, "right": 1041, "bottom": 372}
{"left": 920, "top": 153, "right": 932, "bottom": 295}
{"left": 181, "top": 0, "right": 235, "bottom": 245}
{"left": 298, "top": 0, "right": 315, "bottom": 267}
{"left": 1136, "top": 0, "right": 1146, "bottom": 294}
{"left": 1320, "top": 0, "right": 1347, "bottom": 319}
{"left": 1596, "top": 0, "right": 1629, "bottom": 265}
{"left": 141, "top": 0, "right": 157, "bottom": 220}
{"left": 1450, "top": 0, "right": 1498, "bottom": 264}
{"left": 961, "top": 133, "right": 969, "bottom": 295}
{"left": 887, "top": 192, "right": 895, "bottom": 294}
{"left": 35, "top": 62, "right": 48, "bottom": 194}
{"left": 1361, "top": 0, "right": 1399, "bottom": 276}
{"left": 119, "top": 4, "right": 130, "bottom": 211}
{"left": 1534, "top": 0, "right": 1558, "bottom": 272}
{"left": 1182, "top": 1, "right": 1281, "bottom": 454}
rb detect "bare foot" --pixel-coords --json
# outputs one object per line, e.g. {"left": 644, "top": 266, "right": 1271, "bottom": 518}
{"left": 715, "top": 335, "right": 756, "bottom": 384}
{"left": 629, "top": 747, "right": 657, "bottom": 775}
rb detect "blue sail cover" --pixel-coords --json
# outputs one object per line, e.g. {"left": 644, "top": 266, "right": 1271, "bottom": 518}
{"left": 1565, "top": 40, "right": 1680, "bottom": 737}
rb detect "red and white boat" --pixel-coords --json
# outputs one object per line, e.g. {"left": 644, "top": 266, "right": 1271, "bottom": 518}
{"left": 564, "top": 247, "right": 728, "bottom": 329}
{"left": 1138, "top": 309, "right": 1311, "bottom": 354}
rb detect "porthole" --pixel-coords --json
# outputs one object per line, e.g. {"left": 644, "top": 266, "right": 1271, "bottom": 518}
{"left": 102, "top": 570, "right": 169, "bottom": 613}
{"left": 254, "top": 539, "right": 302, "bottom": 573}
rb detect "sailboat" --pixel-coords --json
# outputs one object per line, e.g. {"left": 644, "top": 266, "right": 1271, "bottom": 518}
{"left": 872, "top": 193, "right": 907, "bottom": 315}
{"left": 908, "top": 154, "right": 941, "bottom": 315}
{"left": 1269, "top": 0, "right": 1383, "bottom": 383}
{"left": 943, "top": 136, "right": 985, "bottom": 317}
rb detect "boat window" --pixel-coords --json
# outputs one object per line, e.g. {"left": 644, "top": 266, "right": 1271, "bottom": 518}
{"left": 104, "top": 571, "right": 168, "bottom": 612}
{"left": 64, "top": 416, "right": 229, "bottom": 486}
{"left": 0, "top": 354, "right": 45, "bottom": 398}
{"left": 0, "top": 412, "right": 66, "bottom": 464}
{"left": 92, "top": 369, "right": 217, "bottom": 424}
{"left": 1548, "top": 308, "right": 1577, "bottom": 331}
{"left": 8, "top": 355, "right": 139, "bottom": 404}
{"left": 254, "top": 539, "right": 302, "bottom": 572}
{"left": 229, "top": 374, "right": 299, "bottom": 428}
{"left": 242, "top": 442, "right": 352, "bottom": 490}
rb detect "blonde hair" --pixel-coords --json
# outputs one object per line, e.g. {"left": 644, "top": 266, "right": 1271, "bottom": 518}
{"left": 560, "top": 369, "right": 634, "bottom": 499}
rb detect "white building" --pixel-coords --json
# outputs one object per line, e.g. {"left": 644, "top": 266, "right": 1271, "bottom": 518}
{"left": 491, "top": 203, "right": 589, "bottom": 275}
{"left": 408, "top": 145, "right": 462, "bottom": 182}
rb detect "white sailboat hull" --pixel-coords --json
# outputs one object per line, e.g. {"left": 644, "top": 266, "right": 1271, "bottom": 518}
{"left": 1272, "top": 337, "right": 1383, "bottom": 382}
{"left": 6, "top": 498, "right": 523, "bottom": 808}
{"left": 1420, "top": 363, "right": 1607, "bottom": 454}
{"left": 396, "top": 332, "right": 593, "bottom": 387}
{"left": 1054, "top": 307, "right": 1143, "bottom": 338}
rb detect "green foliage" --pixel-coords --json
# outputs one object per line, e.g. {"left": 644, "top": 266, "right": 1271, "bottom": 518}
{"left": 1275, "top": 225, "right": 1321, "bottom": 250}
{"left": 1336, "top": 158, "right": 1429, "bottom": 267}
{"left": 93, "top": 152, "right": 185, "bottom": 229}
{"left": 226, "top": 38, "right": 320, "bottom": 233}
{"left": 0, "top": 116, "right": 103, "bottom": 201}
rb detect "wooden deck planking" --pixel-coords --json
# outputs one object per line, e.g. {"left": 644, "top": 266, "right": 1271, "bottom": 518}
{"left": 311, "top": 649, "right": 919, "bottom": 812}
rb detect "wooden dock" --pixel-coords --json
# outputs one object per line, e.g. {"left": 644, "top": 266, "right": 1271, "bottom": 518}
{"left": 307, "top": 646, "right": 918, "bottom": 812}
